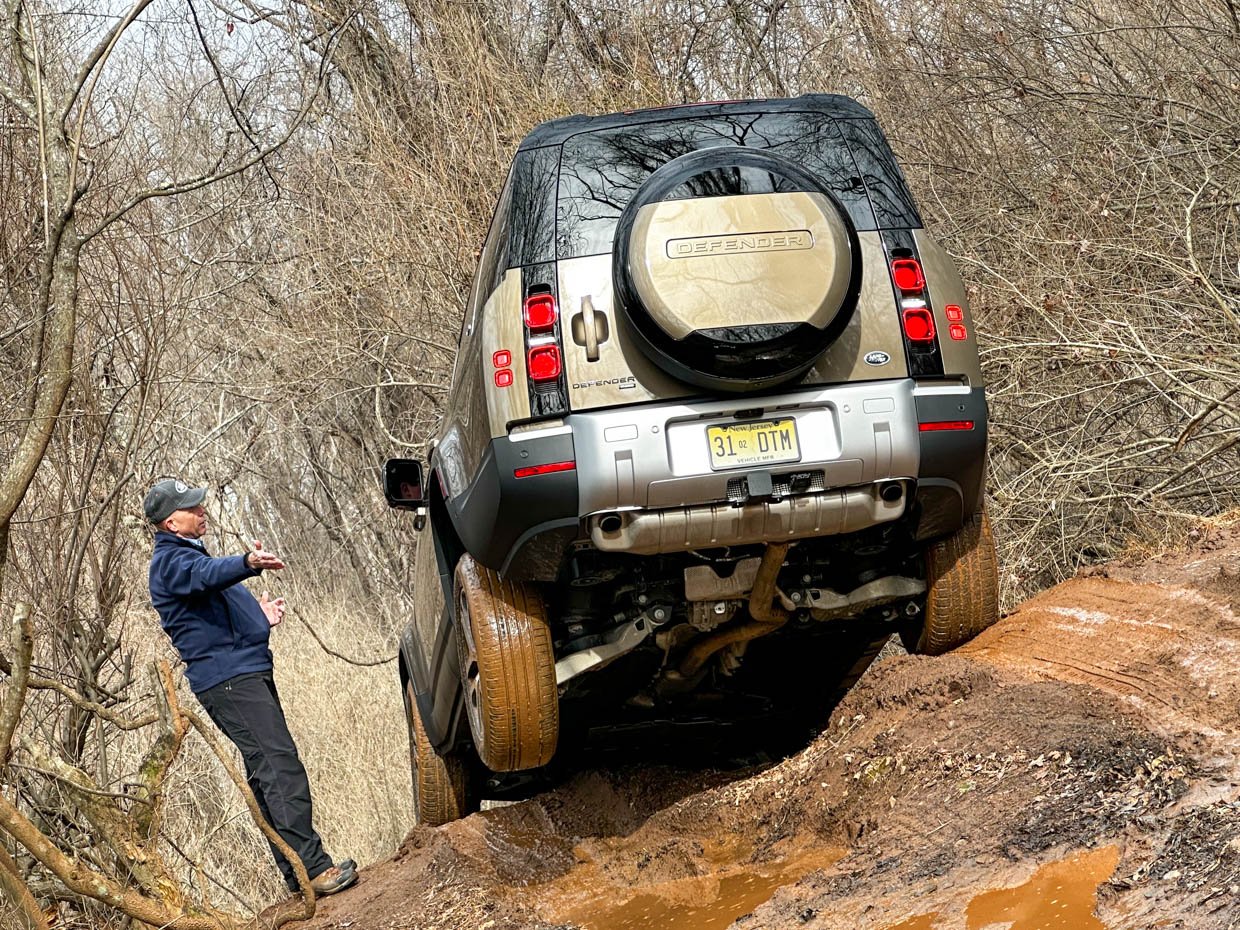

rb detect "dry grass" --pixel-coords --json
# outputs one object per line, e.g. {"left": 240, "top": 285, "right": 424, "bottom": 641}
{"left": 271, "top": 592, "right": 409, "bottom": 872}
{"left": 1, "top": 0, "right": 1237, "bottom": 924}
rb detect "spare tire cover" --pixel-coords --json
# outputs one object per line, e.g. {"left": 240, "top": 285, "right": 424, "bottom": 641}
{"left": 613, "top": 147, "right": 860, "bottom": 393}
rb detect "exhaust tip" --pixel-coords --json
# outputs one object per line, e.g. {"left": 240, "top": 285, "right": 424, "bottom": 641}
{"left": 879, "top": 481, "right": 904, "bottom": 503}
{"left": 598, "top": 513, "right": 624, "bottom": 534}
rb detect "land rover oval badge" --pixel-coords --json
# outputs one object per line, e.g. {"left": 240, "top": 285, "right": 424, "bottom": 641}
{"left": 864, "top": 350, "right": 891, "bottom": 366}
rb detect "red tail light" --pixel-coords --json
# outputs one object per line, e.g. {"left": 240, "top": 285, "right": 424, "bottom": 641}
{"left": 523, "top": 294, "right": 557, "bottom": 331}
{"left": 902, "top": 306, "right": 936, "bottom": 342}
{"left": 920, "top": 421, "right": 975, "bottom": 432}
{"left": 514, "top": 460, "right": 576, "bottom": 478}
{"left": 527, "top": 345, "right": 562, "bottom": 381}
{"left": 891, "top": 259, "right": 925, "bottom": 293}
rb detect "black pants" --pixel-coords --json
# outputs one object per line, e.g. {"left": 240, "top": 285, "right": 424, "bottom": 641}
{"left": 197, "top": 672, "right": 333, "bottom": 885}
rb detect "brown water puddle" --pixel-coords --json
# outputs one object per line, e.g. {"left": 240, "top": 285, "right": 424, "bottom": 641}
{"left": 966, "top": 846, "right": 1120, "bottom": 929}
{"left": 531, "top": 840, "right": 845, "bottom": 930}
{"left": 882, "top": 846, "right": 1120, "bottom": 930}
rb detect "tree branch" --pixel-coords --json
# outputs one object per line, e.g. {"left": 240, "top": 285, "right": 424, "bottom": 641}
{"left": 0, "top": 784, "right": 240, "bottom": 930}
{"left": 0, "top": 602, "right": 32, "bottom": 766}
{"left": 290, "top": 604, "right": 395, "bottom": 667}
{"left": 132, "top": 662, "right": 186, "bottom": 840}
{"left": 62, "top": 0, "right": 158, "bottom": 120}
{"left": 20, "top": 737, "right": 185, "bottom": 905}
{"left": 81, "top": 23, "right": 340, "bottom": 242}
{"left": 0, "top": 75, "right": 35, "bottom": 119}
{"left": 0, "top": 843, "right": 48, "bottom": 930}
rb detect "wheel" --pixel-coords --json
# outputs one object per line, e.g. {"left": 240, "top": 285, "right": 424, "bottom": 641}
{"left": 454, "top": 554, "right": 559, "bottom": 772}
{"left": 405, "top": 680, "right": 477, "bottom": 826}
{"left": 907, "top": 508, "right": 1000, "bottom": 655}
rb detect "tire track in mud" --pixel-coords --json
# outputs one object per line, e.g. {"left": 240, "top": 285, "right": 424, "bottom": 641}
{"left": 289, "top": 527, "right": 1240, "bottom": 930}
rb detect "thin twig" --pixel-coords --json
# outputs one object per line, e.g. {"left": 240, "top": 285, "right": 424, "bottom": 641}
{"left": 288, "top": 605, "right": 395, "bottom": 667}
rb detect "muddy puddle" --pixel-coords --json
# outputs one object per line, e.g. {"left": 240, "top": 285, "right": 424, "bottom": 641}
{"left": 490, "top": 813, "right": 1120, "bottom": 930}
{"left": 521, "top": 832, "right": 845, "bottom": 930}
{"left": 883, "top": 846, "right": 1120, "bottom": 930}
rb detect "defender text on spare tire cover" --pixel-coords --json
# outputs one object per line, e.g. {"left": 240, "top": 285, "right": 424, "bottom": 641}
{"left": 614, "top": 147, "right": 861, "bottom": 393}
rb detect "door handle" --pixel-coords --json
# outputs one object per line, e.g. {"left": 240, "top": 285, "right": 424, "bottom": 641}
{"left": 571, "top": 295, "right": 609, "bottom": 362}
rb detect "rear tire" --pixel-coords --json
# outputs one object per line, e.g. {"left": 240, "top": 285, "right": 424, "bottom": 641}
{"left": 454, "top": 555, "right": 559, "bottom": 772}
{"left": 908, "top": 508, "right": 1000, "bottom": 655}
{"left": 405, "top": 681, "right": 477, "bottom": 826}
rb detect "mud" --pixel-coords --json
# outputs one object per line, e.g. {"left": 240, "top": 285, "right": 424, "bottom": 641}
{"left": 285, "top": 523, "right": 1240, "bottom": 930}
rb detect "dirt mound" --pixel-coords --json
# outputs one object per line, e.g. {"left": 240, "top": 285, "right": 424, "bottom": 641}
{"left": 286, "top": 530, "right": 1240, "bottom": 930}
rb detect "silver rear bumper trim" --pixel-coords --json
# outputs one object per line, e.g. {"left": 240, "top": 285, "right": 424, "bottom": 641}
{"left": 569, "top": 378, "right": 921, "bottom": 518}
{"left": 589, "top": 480, "right": 908, "bottom": 555}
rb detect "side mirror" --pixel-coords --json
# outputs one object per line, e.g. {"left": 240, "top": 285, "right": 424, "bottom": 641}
{"left": 384, "top": 459, "right": 427, "bottom": 529}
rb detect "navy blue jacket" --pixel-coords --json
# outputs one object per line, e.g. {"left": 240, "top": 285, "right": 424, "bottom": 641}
{"left": 149, "top": 531, "right": 272, "bottom": 694}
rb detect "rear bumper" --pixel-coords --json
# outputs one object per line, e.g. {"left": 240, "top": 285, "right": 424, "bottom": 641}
{"left": 572, "top": 378, "right": 924, "bottom": 515}
{"left": 447, "top": 379, "right": 987, "bottom": 572}
{"left": 912, "top": 384, "right": 989, "bottom": 539}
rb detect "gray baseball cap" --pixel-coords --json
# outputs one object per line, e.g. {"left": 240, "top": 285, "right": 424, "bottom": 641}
{"left": 144, "top": 479, "right": 207, "bottom": 524}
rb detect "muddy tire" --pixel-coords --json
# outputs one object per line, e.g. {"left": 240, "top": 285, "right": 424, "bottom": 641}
{"left": 909, "top": 509, "right": 1000, "bottom": 655}
{"left": 405, "top": 681, "right": 476, "bottom": 826}
{"left": 454, "top": 555, "right": 559, "bottom": 772}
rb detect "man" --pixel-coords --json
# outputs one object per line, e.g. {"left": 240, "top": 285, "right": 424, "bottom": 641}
{"left": 144, "top": 478, "right": 357, "bottom": 897}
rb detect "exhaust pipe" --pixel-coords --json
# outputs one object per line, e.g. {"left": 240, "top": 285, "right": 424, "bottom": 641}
{"left": 597, "top": 512, "right": 624, "bottom": 534}
{"left": 879, "top": 481, "right": 904, "bottom": 503}
{"left": 677, "top": 542, "right": 791, "bottom": 677}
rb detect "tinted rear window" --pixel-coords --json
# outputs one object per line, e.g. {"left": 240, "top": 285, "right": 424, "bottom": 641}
{"left": 554, "top": 112, "right": 919, "bottom": 259}
{"left": 509, "top": 146, "right": 559, "bottom": 268}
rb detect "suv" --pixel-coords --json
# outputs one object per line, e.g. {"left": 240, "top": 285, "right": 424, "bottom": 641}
{"left": 385, "top": 95, "right": 998, "bottom": 826}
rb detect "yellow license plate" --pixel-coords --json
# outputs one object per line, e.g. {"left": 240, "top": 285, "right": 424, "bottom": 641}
{"left": 706, "top": 418, "right": 801, "bottom": 470}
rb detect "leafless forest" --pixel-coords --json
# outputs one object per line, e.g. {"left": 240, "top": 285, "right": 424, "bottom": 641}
{"left": 0, "top": 1, "right": 1236, "bottom": 927}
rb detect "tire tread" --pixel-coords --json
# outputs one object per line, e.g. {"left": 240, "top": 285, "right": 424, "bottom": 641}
{"left": 456, "top": 556, "right": 558, "bottom": 772}
{"left": 917, "top": 509, "right": 1000, "bottom": 655}
{"left": 406, "top": 681, "right": 474, "bottom": 826}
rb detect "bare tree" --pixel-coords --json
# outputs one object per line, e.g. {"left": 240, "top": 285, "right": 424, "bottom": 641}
{"left": 0, "top": 1, "right": 335, "bottom": 925}
{"left": 0, "top": 1, "right": 1236, "bottom": 924}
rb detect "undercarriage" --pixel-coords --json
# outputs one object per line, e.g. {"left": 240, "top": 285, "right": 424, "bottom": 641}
{"left": 550, "top": 520, "right": 926, "bottom": 715}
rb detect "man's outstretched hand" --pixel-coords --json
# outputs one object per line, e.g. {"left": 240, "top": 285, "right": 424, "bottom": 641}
{"left": 260, "top": 591, "right": 287, "bottom": 627}
{"left": 245, "top": 540, "right": 286, "bottom": 571}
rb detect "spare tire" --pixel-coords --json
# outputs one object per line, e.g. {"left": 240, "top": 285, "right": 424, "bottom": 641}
{"left": 613, "top": 147, "right": 860, "bottom": 393}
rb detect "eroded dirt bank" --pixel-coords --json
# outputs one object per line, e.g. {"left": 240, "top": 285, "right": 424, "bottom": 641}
{"left": 290, "top": 528, "right": 1240, "bottom": 930}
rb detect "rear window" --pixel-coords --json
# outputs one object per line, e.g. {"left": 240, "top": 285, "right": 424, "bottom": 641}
{"left": 554, "top": 112, "right": 920, "bottom": 260}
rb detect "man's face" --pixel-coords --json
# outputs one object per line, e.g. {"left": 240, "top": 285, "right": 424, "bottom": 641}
{"left": 164, "top": 504, "right": 208, "bottom": 539}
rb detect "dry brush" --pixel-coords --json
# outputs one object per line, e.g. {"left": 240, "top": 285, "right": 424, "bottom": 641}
{"left": 0, "top": 0, "right": 1237, "bottom": 925}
